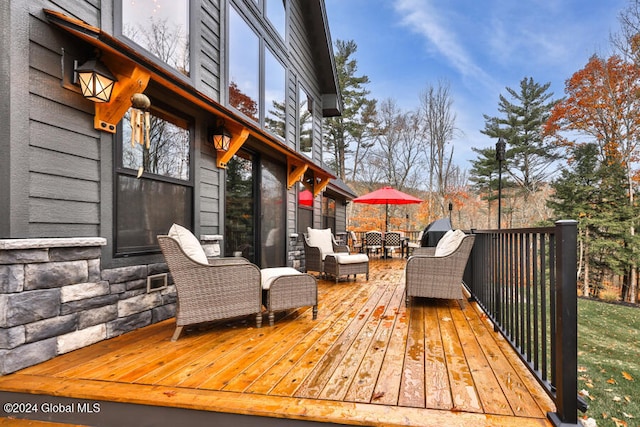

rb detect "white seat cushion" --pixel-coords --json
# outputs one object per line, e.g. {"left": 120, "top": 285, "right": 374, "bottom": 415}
{"left": 307, "top": 227, "right": 334, "bottom": 260}
{"left": 168, "top": 223, "right": 209, "bottom": 264}
{"left": 330, "top": 254, "right": 369, "bottom": 264}
{"left": 261, "top": 267, "right": 301, "bottom": 290}
{"left": 435, "top": 229, "right": 466, "bottom": 257}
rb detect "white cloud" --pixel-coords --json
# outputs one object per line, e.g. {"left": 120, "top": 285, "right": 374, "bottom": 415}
{"left": 393, "top": 0, "right": 499, "bottom": 92}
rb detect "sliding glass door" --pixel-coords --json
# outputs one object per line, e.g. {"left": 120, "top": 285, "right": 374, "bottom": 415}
{"left": 225, "top": 151, "right": 285, "bottom": 267}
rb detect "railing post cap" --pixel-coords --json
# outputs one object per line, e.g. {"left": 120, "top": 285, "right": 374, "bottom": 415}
{"left": 555, "top": 219, "right": 578, "bottom": 226}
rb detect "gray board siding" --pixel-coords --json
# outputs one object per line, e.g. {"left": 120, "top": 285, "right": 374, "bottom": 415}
{"left": 28, "top": 9, "right": 101, "bottom": 238}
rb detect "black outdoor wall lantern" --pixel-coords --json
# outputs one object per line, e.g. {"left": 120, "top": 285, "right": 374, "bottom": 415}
{"left": 209, "top": 120, "right": 232, "bottom": 151}
{"left": 75, "top": 54, "right": 117, "bottom": 103}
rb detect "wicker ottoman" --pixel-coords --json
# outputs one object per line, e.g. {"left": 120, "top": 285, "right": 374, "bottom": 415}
{"left": 324, "top": 253, "right": 370, "bottom": 283}
{"left": 260, "top": 267, "right": 318, "bottom": 326}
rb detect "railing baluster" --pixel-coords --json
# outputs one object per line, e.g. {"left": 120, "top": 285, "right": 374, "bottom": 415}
{"left": 467, "top": 221, "right": 581, "bottom": 427}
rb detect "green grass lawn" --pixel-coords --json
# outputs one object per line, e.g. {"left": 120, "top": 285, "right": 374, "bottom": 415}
{"left": 578, "top": 297, "right": 640, "bottom": 427}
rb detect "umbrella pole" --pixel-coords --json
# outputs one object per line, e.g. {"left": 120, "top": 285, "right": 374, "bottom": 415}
{"left": 385, "top": 203, "right": 389, "bottom": 232}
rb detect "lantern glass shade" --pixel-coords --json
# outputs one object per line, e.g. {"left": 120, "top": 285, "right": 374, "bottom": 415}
{"left": 211, "top": 125, "right": 232, "bottom": 151}
{"left": 75, "top": 59, "right": 117, "bottom": 103}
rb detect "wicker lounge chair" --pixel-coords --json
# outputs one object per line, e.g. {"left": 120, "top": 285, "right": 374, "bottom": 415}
{"left": 303, "top": 228, "right": 369, "bottom": 282}
{"left": 158, "top": 232, "right": 263, "bottom": 341}
{"left": 302, "top": 228, "right": 350, "bottom": 275}
{"left": 405, "top": 232, "right": 475, "bottom": 306}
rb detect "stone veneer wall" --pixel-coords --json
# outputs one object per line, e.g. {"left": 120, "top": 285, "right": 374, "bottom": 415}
{"left": 0, "top": 238, "right": 175, "bottom": 375}
{"left": 288, "top": 234, "right": 305, "bottom": 271}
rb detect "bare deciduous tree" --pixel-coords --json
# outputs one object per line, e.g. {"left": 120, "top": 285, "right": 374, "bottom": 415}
{"left": 419, "top": 81, "right": 458, "bottom": 218}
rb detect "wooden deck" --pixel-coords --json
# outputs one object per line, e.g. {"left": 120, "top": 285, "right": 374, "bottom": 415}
{"left": 0, "top": 258, "right": 555, "bottom": 426}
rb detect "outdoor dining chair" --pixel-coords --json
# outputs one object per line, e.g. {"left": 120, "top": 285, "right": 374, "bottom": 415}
{"left": 365, "top": 231, "right": 383, "bottom": 257}
{"left": 349, "top": 231, "right": 363, "bottom": 253}
{"left": 383, "top": 231, "right": 402, "bottom": 258}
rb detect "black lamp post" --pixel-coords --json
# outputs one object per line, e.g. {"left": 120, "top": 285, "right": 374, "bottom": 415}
{"left": 495, "top": 137, "right": 506, "bottom": 229}
{"left": 448, "top": 201, "right": 453, "bottom": 223}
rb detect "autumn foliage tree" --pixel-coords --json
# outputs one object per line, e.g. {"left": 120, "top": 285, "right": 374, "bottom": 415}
{"left": 545, "top": 54, "right": 640, "bottom": 303}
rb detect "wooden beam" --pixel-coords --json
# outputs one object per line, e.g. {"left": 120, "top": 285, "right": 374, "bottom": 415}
{"left": 217, "top": 127, "right": 250, "bottom": 168}
{"left": 93, "top": 63, "right": 151, "bottom": 133}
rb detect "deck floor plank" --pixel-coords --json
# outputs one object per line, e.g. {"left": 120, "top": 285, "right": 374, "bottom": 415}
{"left": 293, "top": 282, "right": 389, "bottom": 399}
{"left": 267, "top": 282, "right": 381, "bottom": 397}
{"left": 245, "top": 281, "right": 373, "bottom": 395}
{"left": 450, "top": 300, "right": 513, "bottom": 416}
{"left": 317, "top": 279, "right": 398, "bottom": 401}
{"left": 343, "top": 281, "right": 406, "bottom": 403}
{"left": 462, "top": 296, "right": 550, "bottom": 418}
{"left": 423, "top": 300, "right": 454, "bottom": 410}
{"left": 398, "top": 303, "right": 427, "bottom": 408}
{"left": 438, "top": 303, "right": 483, "bottom": 413}
{"left": 0, "top": 259, "right": 555, "bottom": 427}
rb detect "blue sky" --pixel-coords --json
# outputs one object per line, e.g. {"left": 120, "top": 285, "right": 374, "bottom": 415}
{"left": 324, "top": 0, "right": 627, "bottom": 169}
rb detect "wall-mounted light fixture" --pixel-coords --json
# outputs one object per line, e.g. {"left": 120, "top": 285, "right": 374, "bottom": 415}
{"left": 75, "top": 54, "right": 117, "bottom": 103}
{"left": 209, "top": 120, "right": 232, "bottom": 151}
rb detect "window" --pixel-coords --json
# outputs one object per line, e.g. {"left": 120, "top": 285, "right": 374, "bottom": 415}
{"left": 322, "top": 196, "right": 336, "bottom": 233}
{"left": 228, "top": 7, "right": 259, "bottom": 122}
{"left": 121, "top": 0, "right": 190, "bottom": 77}
{"left": 299, "top": 86, "right": 313, "bottom": 158}
{"left": 297, "top": 182, "right": 313, "bottom": 235}
{"left": 265, "top": 0, "right": 286, "bottom": 39}
{"left": 228, "top": 6, "right": 287, "bottom": 139}
{"left": 264, "top": 48, "right": 286, "bottom": 139}
{"left": 115, "top": 106, "right": 193, "bottom": 255}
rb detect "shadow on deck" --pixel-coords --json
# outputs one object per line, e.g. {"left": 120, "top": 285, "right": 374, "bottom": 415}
{"left": 0, "top": 258, "right": 555, "bottom": 427}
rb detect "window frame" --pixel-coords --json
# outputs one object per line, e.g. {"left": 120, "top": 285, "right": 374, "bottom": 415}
{"left": 298, "top": 82, "right": 314, "bottom": 158}
{"left": 114, "top": 0, "right": 194, "bottom": 81}
{"left": 113, "top": 100, "right": 195, "bottom": 257}
{"left": 227, "top": 3, "right": 288, "bottom": 140}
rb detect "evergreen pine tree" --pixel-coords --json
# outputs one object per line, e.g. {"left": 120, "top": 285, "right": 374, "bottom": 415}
{"left": 482, "top": 77, "right": 560, "bottom": 223}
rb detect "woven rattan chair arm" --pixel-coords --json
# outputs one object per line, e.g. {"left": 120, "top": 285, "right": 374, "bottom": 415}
{"left": 333, "top": 243, "right": 350, "bottom": 253}
{"left": 207, "top": 256, "right": 250, "bottom": 265}
{"left": 411, "top": 247, "right": 436, "bottom": 256}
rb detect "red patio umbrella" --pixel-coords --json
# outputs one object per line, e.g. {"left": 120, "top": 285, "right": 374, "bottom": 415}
{"left": 352, "top": 186, "right": 422, "bottom": 231}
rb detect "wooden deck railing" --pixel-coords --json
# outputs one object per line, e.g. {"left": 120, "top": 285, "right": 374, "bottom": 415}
{"left": 464, "top": 220, "right": 586, "bottom": 427}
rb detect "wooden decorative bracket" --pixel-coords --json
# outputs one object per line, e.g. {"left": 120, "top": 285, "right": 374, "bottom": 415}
{"left": 217, "top": 127, "right": 250, "bottom": 168}
{"left": 314, "top": 176, "right": 331, "bottom": 196}
{"left": 93, "top": 62, "right": 151, "bottom": 133}
{"left": 287, "top": 160, "right": 308, "bottom": 188}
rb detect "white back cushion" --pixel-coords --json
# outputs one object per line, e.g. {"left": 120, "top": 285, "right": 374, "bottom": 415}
{"left": 435, "top": 229, "right": 466, "bottom": 257}
{"left": 307, "top": 227, "right": 334, "bottom": 259}
{"left": 168, "top": 223, "right": 209, "bottom": 264}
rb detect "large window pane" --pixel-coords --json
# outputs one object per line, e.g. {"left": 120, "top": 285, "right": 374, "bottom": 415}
{"left": 322, "top": 196, "right": 336, "bottom": 232}
{"left": 122, "top": 109, "right": 190, "bottom": 181}
{"left": 225, "top": 154, "right": 255, "bottom": 261}
{"left": 297, "top": 183, "right": 313, "bottom": 235}
{"left": 265, "top": 0, "right": 286, "bottom": 39}
{"left": 116, "top": 176, "right": 192, "bottom": 254}
{"left": 299, "top": 86, "right": 313, "bottom": 158}
{"left": 229, "top": 7, "right": 259, "bottom": 121}
{"left": 116, "top": 105, "right": 192, "bottom": 255}
{"left": 264, "top": 49, "right": 286, "bottom": 139}
{"left": 122, "top": 0, "right": 190, "bottom": 76}
{"left": 261, "top": 157, "right": 286, "bottom": 267}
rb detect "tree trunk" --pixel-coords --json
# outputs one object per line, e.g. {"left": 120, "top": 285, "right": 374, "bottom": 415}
{"left": 583, "top": 227, "right": 590, "bottom": 297}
